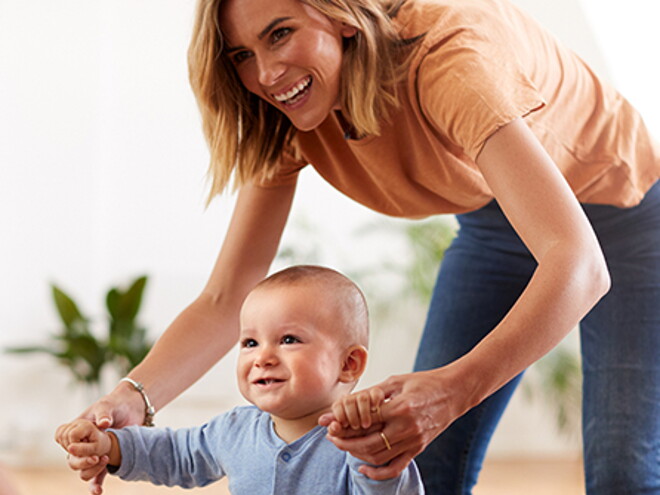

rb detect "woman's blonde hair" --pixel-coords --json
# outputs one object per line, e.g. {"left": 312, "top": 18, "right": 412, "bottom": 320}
{"left": 188, "top": 0, "right": 414, "bottom": 200}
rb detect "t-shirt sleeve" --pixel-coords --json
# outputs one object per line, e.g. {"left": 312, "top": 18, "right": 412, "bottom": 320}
{"left": 416, "top": 21, "right": 545, "bottom": 160}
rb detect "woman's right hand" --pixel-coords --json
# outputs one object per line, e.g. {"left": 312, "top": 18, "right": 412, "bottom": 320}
{"left": 55, "top": 381, "right": 146, "bottom": 495}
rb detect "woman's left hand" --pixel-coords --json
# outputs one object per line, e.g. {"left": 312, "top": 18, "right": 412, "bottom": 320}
{"left": 319, "top": 368, "right": 473, "bottom": 480}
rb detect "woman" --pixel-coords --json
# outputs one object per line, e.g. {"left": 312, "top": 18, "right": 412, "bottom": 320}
{"left": 62, "top": 0, "right": 660, "bottom": 493}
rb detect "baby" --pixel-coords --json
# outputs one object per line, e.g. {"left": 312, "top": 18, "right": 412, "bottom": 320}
{"left": 56, "top": 265, "right": 424, "bottom": 494}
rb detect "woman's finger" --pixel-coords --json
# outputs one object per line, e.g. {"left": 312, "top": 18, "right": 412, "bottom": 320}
{"left": 93, "top": 406, "right": 114, "bottom": 429}
{"left": 334, "top": 428, "right": 424, "bottom": 467}
{"left": 68, "top": 442, "right": 103, "bottom": 458}
{"left": 359, "top": 451, "right": 416, "bottom": 481}
{"left": 79, "top": 400, "right": 113, "bottom": 429}
{"left": 327, "top": 429, "right": 393, "bottom": 462}
{"left": 375, "top": 375, "right": 406, "bottom": 401}
{"left": 67, "top": 453, "right": 101, "bottom": 471}
{"left": 79, "top": 458, "right": 108, "bottom": 483}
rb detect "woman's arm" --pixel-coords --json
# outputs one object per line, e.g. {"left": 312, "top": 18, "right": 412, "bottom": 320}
{"left": 450, "top": 117, "right": 611, "bottom": 399}
{"left": 324, "top": 117, "right": 610, "bottom": 479}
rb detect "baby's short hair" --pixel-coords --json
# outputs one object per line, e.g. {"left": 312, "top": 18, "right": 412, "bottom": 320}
{"left": 255, "top": 265, "right": 369, "bottom": 347}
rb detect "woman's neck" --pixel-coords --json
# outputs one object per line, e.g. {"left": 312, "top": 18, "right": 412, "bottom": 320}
{"left": 334, "top": 110, "right": 361, "bottom": 140}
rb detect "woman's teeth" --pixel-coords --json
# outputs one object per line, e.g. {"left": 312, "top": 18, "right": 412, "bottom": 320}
{"left": 274, "top": 77, "right": 312, "bottom": 104}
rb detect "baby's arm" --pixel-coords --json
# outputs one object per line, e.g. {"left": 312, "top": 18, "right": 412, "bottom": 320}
{"left": 348, "top": 455, "right": 425, "bottom": 494}
{"left": 56, "top": 419, "right": 122, "bottom": 469}
{"left": 330, "top": 387, "right": 385, "bottom": 432}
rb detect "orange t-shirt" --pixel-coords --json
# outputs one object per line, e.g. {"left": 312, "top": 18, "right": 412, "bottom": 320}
{"left": 266, "top": 0, "right": 660, "bottom": 217}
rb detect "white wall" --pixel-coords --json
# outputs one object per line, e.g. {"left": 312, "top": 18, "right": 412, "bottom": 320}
{"left": 579, "top": 0, "right": 660, "bottom": 135}
{"left": 1, "top": 0, "right": 658, "bottom": 466}
{"left": 0, "top": 0, "right": 231, "bottom": 465}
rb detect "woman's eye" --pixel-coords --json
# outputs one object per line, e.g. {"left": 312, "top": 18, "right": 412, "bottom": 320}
{"left": 271, "top": 27, "right": 291, "bottom": 43}
{"left": 232, "top": 51, "right": 251, "bottom": 64}
{"left": 241, "top": 338, "right": 258, "bottom": 348}
{"left": 281, "top": 335, "right": 300, "bottom": 345}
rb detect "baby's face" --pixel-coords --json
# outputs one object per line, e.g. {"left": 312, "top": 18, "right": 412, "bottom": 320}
{"left": 237, "top": 283, "right": 347, "bottom": 420}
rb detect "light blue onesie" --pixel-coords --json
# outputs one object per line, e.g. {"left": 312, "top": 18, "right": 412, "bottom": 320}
{"left": 109, "top": 405, "right": 424, "bottom": 494}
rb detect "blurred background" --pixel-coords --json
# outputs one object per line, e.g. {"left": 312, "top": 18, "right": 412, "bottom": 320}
{"left": 1, "top": 0, "right": 658, "bottom": 493}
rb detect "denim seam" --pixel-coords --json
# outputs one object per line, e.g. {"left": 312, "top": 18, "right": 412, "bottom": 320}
{"left": 455, "top": 404, "right": 486, "bottom": 495}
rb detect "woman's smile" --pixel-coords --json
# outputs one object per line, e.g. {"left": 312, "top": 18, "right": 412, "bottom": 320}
{"left": 272, "top": 75, "right": 313, "bottom": 105}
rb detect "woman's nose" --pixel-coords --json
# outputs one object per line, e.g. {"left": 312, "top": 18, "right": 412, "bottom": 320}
{"left": 256, "top": 53, "right": 285, "bottom": 88}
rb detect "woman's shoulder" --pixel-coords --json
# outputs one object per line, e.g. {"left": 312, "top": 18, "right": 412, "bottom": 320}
{"left": 395, "top": 0, "right": 533, "bottom": 58}
{"left": 398, "top": 0, "right": 544, "bottom": 93}
{"left": 394, "top": 0, "right": 499, "bottom": 39}
{"left": 394, "top": 0, "right": 546, "bottom": 159}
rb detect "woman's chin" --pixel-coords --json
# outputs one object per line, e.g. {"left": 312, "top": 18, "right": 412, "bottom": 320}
{"left": 288, "top": 116, "right": 326, "bottom": 132}
{"left": 284, "top": 104, "right": 331, "bottom": 132}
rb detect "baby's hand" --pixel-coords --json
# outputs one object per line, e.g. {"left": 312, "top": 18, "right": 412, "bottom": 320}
{"left": 55, "top": 419, "right": 112, "bottom": 474}
{"left": 330, "top": 386, "right": 385, "bottom": 432}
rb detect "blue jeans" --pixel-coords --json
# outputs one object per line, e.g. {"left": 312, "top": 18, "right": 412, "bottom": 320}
{"left": 414, "top": 181, "right": 660, "bottom": 494}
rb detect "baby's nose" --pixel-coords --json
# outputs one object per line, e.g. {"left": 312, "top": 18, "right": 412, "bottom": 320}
{"left": 255, "top": 346, "right": 278, "bottom": 367}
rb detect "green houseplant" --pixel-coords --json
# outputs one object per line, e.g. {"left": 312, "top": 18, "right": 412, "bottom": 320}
{"left": 6, "top": 275, "right": 153, "bottom": 392}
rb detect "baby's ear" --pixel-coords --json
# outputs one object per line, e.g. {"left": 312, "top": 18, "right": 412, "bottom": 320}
{"left": 339, "top": 345, "right": 368, "bottom": 383}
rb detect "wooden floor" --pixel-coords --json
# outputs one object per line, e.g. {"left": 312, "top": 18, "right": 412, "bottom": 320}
{"left": 3, "top": 457, "right": 584, "bottom": 494}
{"left": 474, "top": 457, "right": 584, "bottom": 495}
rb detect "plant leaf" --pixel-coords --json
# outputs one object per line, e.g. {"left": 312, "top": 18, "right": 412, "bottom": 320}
{"left": 67, "top": 335, "right": 107, "bottom": 383}
{"left": 51, "top": 284, "right": 86, "bottom": 331}
{"left": 5, "top": 345, "right": 60, "bottom": 356}
{"left": 113, "top": 276, "right": 147, "bottom": 322}
{"left": 106, "top": 288, "right": 120, "bottom": 320}
{"left": 108, "top": 322, "right": 152, "bottom": 368}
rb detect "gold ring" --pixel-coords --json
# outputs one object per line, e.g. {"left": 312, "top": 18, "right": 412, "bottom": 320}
{"left": 379, "top": 431, "right": 392, "bottom": 451}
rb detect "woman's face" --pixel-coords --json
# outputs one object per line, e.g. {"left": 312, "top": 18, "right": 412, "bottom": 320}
{"left": 219, "top": 0, "right": 355, "bottom": 131}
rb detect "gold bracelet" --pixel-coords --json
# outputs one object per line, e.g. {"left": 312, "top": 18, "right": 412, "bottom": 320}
{"left": 120, "top": 377, "right": 155, "bottom": 427}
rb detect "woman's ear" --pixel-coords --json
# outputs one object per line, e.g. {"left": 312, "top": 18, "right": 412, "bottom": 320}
{"left": 340, "top": 22, "right": 358, "bottom": 38}
{"left": 339, "top": 345, "right": 368, "bottom": 383}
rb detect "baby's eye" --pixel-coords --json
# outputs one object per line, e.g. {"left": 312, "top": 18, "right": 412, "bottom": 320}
{"left": 271, "top": 27, "right": 292, "bottom": 43}
{"left": 241, "top": 338, "right": 258, "bottom": 348}
{"left": 281, "top": 335, "right": 300, "bottom": 345}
